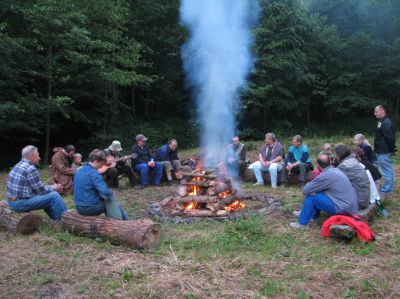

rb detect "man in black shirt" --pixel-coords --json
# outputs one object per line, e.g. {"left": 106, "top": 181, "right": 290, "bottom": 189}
{"left": 374, "top": 105, "right": 397, "bottom": 194}
{"left": 131, "top": 134, "right": 163, "bottom": 188}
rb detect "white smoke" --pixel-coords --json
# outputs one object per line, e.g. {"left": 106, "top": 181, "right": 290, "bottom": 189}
{"left": 180, "top": 0, "right": 260, "bottom": 166}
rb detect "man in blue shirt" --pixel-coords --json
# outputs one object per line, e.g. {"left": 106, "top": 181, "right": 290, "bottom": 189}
{"left": 7, "top": 145, "right": 67, "bottom": 220}
{"left": 74, "top": 149, "right": 128, "bottom": 220}
{"left": 282, "top": 135, "right": 313, "bottom": 186}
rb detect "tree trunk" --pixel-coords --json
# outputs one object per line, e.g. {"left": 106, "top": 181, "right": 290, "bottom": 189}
{"left": 44, "top": 42, "right": 53, "bottom": 164}
{"left": 131, "top": 86, "right": 136, "bottom": 117}
{"left": 0, "top": 201, "right": 43, "bottom": 234}
{"left": 61, "top": 210, "right": 161, "bottom": 250}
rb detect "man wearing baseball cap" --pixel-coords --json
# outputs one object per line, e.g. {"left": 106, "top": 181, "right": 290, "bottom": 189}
{"left": 131, "top": 134, "right": 163, "bottom": 188}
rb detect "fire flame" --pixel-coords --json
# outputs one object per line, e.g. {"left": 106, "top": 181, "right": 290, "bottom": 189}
{"left": 185, "top": 202, "right": 198, "bottom": 210}
{"left": 218, "top": 191, "right": 230, "bottom": 199}
{"left": 224, "top": 200, "right": 246, "bottom": 212}
{"left": 188, "top": 176, "right": 202, "bottom": 196}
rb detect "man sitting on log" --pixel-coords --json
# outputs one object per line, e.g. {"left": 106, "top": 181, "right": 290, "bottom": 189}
{"left": 252, "top": 133, "right": 284, "bottom": 188}
{"left": 225, "top": 136, "right": 247, "bottom": 182}
{"left": 74, "top": 149, "right": 128, "bottom": 220}
{"left": 282, "top": 135, "right": 313, "bottom": 186}
{"left": 7, "top": 145, "right": 67, "bottom": 220}
{"left": 104, "top": 140, "right": 136, "bottom": 189}
{"left": 155, "top": 139, "right": 183, "bottom": 185}
{"left": 290, "top": 153, "right": 358, "bottom": 229}
{"left": 51, "top": 145, "right": 77, "bottom": 195}
{"left": 131, "top": 134, "right": 163, "bottom": 188}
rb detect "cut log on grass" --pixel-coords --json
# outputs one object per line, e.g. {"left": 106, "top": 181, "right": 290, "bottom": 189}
{"left": 329, "top": 224, "right": 356, "bottom": 240}
{"left": 0, "top": 201, "right": 43, "bottom": 234}
{"left": 61, "top": 210, "right": 161, "bottom": 250}
{"left": 244, "top": 169, "right": 314, "bottom": 184}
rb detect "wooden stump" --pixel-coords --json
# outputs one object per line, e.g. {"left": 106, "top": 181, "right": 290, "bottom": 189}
{"left": 0, "top": 201, "right": 43, "bottom": 234}
{"left": 244, "top": 168, "right": 313, "bottom": 184}
{"left": 329, "top": 224, "right": 356, "bottom": 240}
{"left": 61, "top": 210, "right": 161, "bottom": 250}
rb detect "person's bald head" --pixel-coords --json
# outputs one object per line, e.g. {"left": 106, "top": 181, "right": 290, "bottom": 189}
{"left": 317, "top": 153, "right": 330, "bottom": 169}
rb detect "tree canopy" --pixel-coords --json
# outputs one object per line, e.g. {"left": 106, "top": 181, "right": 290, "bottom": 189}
{"left": 0, "top": 0, "right": 399, "bottom": 167}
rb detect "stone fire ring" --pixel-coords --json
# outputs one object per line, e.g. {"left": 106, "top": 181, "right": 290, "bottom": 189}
{"left": 148, "top": 192, "right": 282, "bottom": 224}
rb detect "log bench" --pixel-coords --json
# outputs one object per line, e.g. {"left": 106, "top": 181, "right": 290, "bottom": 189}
{"left": 61, "top": 210, "right": 161, "bottom": 250}
{"left": 0, "top": 201, "right": 43, "bottom": 234}
{"left": 243, "top": 168, "right": 314, "bottom": 184}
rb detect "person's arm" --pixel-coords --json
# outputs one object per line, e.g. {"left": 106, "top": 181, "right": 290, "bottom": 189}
{"left": 381, "top": 120, "right": 397, "bottom": 153}
{"left": 131, "top": 146, "right": 141, "bottom": 164}
{"left": 92, "top": 172, "right": 113, "bottom": 199}
{"left": 286, "top": 151, "right": 294, "bottom": 164}
{"left": 299, "top": 151, "right": 310, "bottom": 163}
{"left": 302, "top": 171, "right": 332, "bottom": 195}
{"left": 27, "top": 168, "right": 55, "bottom": 194}
{"left": 52, "top": 154, "right": 76, "bottom": 175}
{"left": 270, "top": 148, "right": 284, "bottom": 163}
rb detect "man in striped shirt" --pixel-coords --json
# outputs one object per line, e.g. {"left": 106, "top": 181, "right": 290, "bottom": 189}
{"left": 7, "top": 145, "right": 67, "bottom": 220}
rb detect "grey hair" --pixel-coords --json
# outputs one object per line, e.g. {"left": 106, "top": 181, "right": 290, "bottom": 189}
{"left": 265, "top": 133, "right": 276, "bottom": 142}
{"left": 354, "top": 133, "right": 371, "bottom": 146}
{"left": 73, "top": 153, "right": 82, "bottom": 158}
{"left": 21, "top": 145, "right": 38, "bottom": 159}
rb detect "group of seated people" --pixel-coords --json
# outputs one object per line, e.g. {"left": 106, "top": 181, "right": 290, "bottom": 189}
{"left": 4, "top": 131, "right": 387, "bottom": 228}
{"left": 6, "top": 134, "right": 184, "bottom": 221}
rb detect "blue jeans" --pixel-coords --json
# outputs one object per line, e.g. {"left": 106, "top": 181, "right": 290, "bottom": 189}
{"left": 7, "top": 191, "right": 67, "bottom": 220}
{"left": 252, "top": 161, "right": 282, "bottom": 187}
{"left": 377, "top": 153, "right": 394, "bottom": 193}
{"left": 134, "top": 162, "right": 163, "bottom": 186}
{"left": 298, "top": 192, "right": 337, "bottom": 225}
{"left": 76, "top": 201, "right": 128, "bottom": 221}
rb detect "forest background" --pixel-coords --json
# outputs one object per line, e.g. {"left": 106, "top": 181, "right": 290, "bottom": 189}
{"left": 0, "top": 0, "right": 399, "bottom": 168}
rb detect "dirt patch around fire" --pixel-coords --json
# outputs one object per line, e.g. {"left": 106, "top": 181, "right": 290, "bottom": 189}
{"left": 1, "top": 137, "right": 400, "bottom": 298}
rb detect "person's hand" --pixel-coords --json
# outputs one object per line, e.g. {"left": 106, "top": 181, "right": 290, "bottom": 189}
{"left": 286, "top": 163, "right": 293, "bottom": 171}
{"left": 263, "top": 161, "right": 270, "bottom": 168}
{"left": 148, "top": 161, "right": 155, "bottom": 167}
{"left": 54, "top": 183, "right": 63, "bottom": 193}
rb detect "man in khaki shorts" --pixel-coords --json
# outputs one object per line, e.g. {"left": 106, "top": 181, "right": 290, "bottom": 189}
{"left": 155, "top": 139, "right": 183, "bottom": 185}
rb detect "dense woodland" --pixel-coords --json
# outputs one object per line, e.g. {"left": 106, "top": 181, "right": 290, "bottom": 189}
{"left": 0, "top": 0, "right": 399, "bottom": 168}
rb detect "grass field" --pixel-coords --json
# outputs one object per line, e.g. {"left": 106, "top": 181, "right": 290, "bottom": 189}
{"left": 1, "top": 135, "right": 399, "bottom": 298}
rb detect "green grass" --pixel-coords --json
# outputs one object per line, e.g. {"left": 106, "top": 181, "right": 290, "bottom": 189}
{"left": 0, "top": 135, "right": 399, "bottom": 298}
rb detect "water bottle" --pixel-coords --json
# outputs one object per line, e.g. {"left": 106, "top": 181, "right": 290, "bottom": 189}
{"left": 375, "top": 199, "right": 389, "bottom": 218}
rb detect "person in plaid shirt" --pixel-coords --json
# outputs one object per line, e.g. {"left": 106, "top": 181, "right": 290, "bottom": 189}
{"left": 7, "top": 145, "right": 67, "bottom": 220}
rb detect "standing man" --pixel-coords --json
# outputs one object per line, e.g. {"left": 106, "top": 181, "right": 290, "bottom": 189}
{"left": 225, "top": 136, "right": 247, "bottom": 182}
{"left": 374, "top": 105, "right": 397, "bottom": 195}
{"left": 282, "top": 135, "right": 313, "bottom": 186}
{"left": 155, "top": 139, "right": 183, "bottom": 185}
{"left": 252, "top": 133, "right": 284, "bottom": 188}
{"left": 7, "top": 145, "right": 67, "bottom": 220}
{"left": 131, "top": 134, "right": 163, "bottom": 188}
{"left": 51, "top": 145, "right": 77, "bottom": 195}
{"left": 103, "top": 140, "right": 136, "bottom": 188}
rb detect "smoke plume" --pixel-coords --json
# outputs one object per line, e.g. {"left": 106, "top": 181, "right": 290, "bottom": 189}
{"left": 180, "top": 0, "right": 260, "bottom": 166}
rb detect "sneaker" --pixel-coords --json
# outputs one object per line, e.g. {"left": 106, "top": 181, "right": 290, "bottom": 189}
{"left": 289, "top": 222, "right": 308, "bottom": 229}
{"left": 253, "top": 182, "right": 263, "bottom": 186}
{"left": 293, "top": 210, "right": 301, "bottom": 217}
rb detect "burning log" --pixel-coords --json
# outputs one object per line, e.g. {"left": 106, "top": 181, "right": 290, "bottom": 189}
{"left": 181, "top": 172, "right": 218, "bottom": 179}
{"left": 181, "top": 180, "right": 215, "bottom": 187}
{"left": 0, "top": 201, "right": 43, "bottom": 234}
{"left": 175, "top": 196, "right": 219, "bottom": 205}
{"left": 216, "top": 196, "right": 240, "bottom": 210}
{"left": 61, "top": 210, "right": 161, "bottom": 250}
{"left": 206, "top": 187, "right": 218, "bottom": 196}
{"left": 171, "top": 209, "right": 228, "bottom": 217}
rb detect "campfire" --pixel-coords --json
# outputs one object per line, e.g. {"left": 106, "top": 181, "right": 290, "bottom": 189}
{"left": 158, "top": 153, "right": 247, "bottom": 218}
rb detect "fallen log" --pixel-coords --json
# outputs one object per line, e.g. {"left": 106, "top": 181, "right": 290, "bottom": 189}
{"left": 244, "top": 169, "right": 314, "bottom": 184}
{"left": 0, "top": 201, "right": 43, "bottom": 234}
{"left": 61, "top": 210, "right": 161, "bottom": 250}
